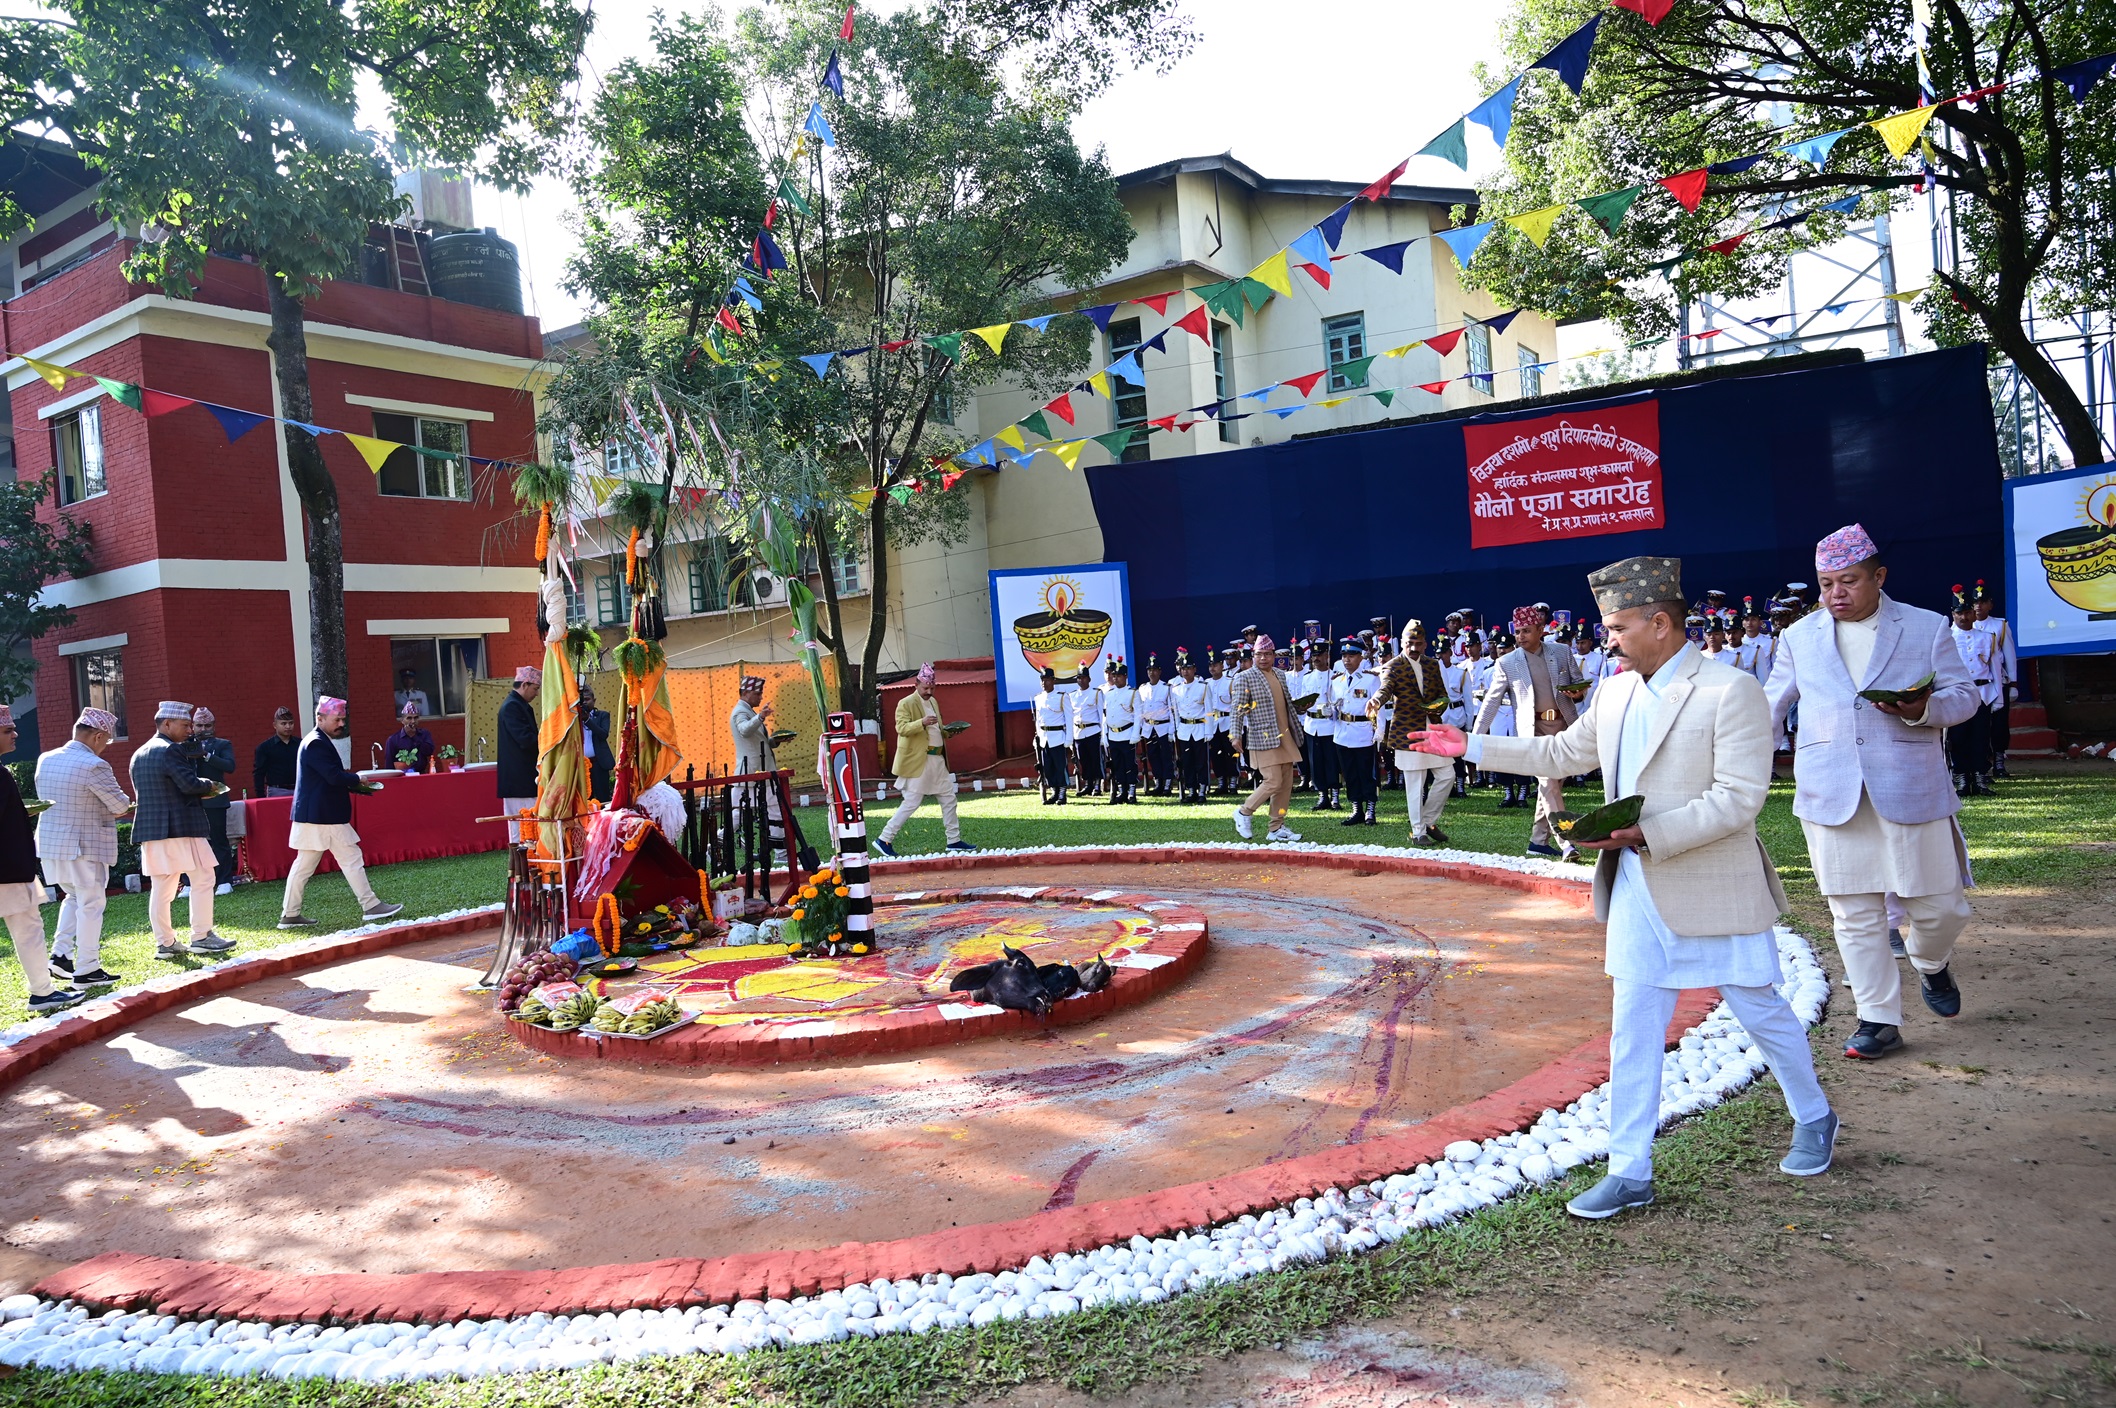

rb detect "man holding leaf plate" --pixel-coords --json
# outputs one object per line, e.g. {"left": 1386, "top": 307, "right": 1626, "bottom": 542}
{"left": 1408, "top": 555, "right": 1835, "bottom": 1221}
{"left": 1765, "top": 524, "right": 1981, "bottom": 1061}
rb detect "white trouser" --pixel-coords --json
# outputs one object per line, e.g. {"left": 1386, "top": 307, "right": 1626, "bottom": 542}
{"left": 1399, "top": 758, "right": 1451, "bottom": 834}
{"left": 0, "top": 886, "right": 51, "bottom": 997}
{"left": 149, "top": 868, "right": 216, "bottom": 948}
{"left": 283, "top": 841, "right": 383, "bottom": 917}
{"left": 1607, "top": 978, "right": 1830, "bottom": 1183}
{"left": 43, "top": 857, "right": 109, "bottom": 970}
{"left": 502, "top": 796, "right": 536, "bottom": 845}
{"left": 879, "top": 756, "right": 959, "bottom": 845}
{"left": 1826, "top": 888, "right": 1971, "bottom": 1026}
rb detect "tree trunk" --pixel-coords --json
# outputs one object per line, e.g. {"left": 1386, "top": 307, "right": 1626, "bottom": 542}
{"left": 265, "top": 281, "right": 351, "bottom": 704}
{"left": 1979, "top": 307, "right": 2107, "bottom": 467}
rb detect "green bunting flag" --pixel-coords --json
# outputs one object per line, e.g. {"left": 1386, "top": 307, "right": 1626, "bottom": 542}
{"left": 1334, "top": 354, "right": 1377, "bottom": 388}
{"left": 1372, "top": 388, "right": 1396, "bottom": 408}
{"left": 1091, "top": 428, "right": 1136, "bottom": 458}
{"left": 1020, "top": 410, "right": 1052, "bottom": 439}
{"left": 1198, "top": 279, "right": 1247, "bottom": 327}
{"left": 889, "top": 484, "right": 914, "bottom": 505}
{"left": 1417, "top": 119, "right": 1469, "bottom": 170}
{"left": 93, "top": 376, "right": 142, "bottom": 412}
{"left": 776, "top": 179, "right": 813, "bottom": 217}
{"left": 1578, "top": 185, "right": 1643, "bottom": 235}
{"left": 1239, "top": 276, "right": 1278, "bottom": 313}
{"left": 923, "top": 332, "right": 963, "bottom": 362}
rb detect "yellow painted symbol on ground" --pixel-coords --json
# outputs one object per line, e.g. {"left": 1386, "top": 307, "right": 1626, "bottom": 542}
{"left": 735, "top": 963, "right": 883, "bottom": 1004}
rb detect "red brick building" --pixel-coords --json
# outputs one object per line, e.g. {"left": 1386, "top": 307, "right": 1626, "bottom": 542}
{"left": 3, "top": 179, "right": 546, "bottom": 782}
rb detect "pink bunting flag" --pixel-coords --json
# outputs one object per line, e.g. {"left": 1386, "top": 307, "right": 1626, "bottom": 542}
{"left": 1424, "top": 328, "right": 1465, "bottom": 356}
{"left": 1133, "top": 292, "right": 1176, "bottom": 315}
{"left": 1660, "top": 168, "right": 1710, "bottom": 212}
{"left": 1703, "top": 232, "right": 1749, "bottom": 256}
{"left": 1046, "top": 391, "right": 1076, "bottom": 425}
{"left": 1172, "top": 305, "right": 1212, "bottom": 342}
{"left": 141, "top": 389, "right": 197, "bottom": 416}
{"left": 1610, "top": 0, "right": 1676, "bottom": 22}
{"left": 1359, "top": 158, "right": 1410, "bottom": 202}
{"left": 840, "top": 1, "right": 856, "bottom": 40}
{"left": 1418, "top": 381, "right": 1452, "bottom": 394}
{"left": 1283, "top": 370, "right": 1327, "bottom": 397}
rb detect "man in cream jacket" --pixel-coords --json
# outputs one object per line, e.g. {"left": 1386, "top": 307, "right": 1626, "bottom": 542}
{"left": 1410, "top": 554, "right": 1834, "bottom": 1220}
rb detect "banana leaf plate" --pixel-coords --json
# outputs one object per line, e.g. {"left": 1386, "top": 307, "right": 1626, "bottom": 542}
{"left": 1551, "top": 793, "right": 1645, "bottom": 844}
{"left": 1857, "top": 672, "right": 1936, "bottom": 705}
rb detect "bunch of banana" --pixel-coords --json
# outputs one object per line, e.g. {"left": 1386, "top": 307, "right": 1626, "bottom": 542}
{"left": 546, "top": 992, "right": 605, "bottom": 1030}
{"left": 592, "top": 998, "right": 686, "bottom": 1035}
{"left": 513, "top": 996, "right": 552, "bottom": 1025}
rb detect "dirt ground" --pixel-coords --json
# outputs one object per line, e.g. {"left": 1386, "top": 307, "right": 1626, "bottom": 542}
{"left": 1000, "top": 874, "right": 2116, "bottom": 1408}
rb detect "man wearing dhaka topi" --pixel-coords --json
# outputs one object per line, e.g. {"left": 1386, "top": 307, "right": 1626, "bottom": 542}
{"left": 1408, "top": 554, "right": 1835, "bottom": 1220}
{"left": 1765, "top": 524, "right": 1981, "bottom": 1061}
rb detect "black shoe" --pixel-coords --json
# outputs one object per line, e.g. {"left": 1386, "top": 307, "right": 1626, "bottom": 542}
{"left": 1844, "top": 1021, "right": 1903, "bottom": 1059}
{"left": 1920, "top": 966, "right": 1962, "bottom": 1017}
{"left": 1972, "top": 776, "right": 1996, "bottom": 796}
{"left": 1887, "top": 927, "right": 1907, "bottom": 957}
{"left": 1526, "top": 842, "right": 1562, "bottom": 858}
{"left": 1340, "top": 810, "right": 1365, "bottom": 826}
{"left": 1426, "top": 826, "right": 1449, "bottom": 845}
{"left": 29, "top": 990, "right": 85, "bottom": 1014}
{"left": 68, "top": 967, "right": 124, "bottom": 987}
{"left": 1362, "top": 810, "right": 1379, "bottom": 826}
{"left": 48, "top": 952, "right": 73, "bottom": 977}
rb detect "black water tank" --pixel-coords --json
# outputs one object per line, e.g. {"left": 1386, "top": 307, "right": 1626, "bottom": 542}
{"left": 426, "top": 228, "right": 524, "bottom": 315}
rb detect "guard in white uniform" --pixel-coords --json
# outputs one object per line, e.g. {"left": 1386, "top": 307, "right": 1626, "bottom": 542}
{"left": 1206, "top": 655, "right": 1237, "bottom": 794}
{"left": 1331, "top": 640, "right": 1381, "bottom": 826}
{"left": 1137, "top": 654, "right": 1175, "bottom": 796}
{"left": 1068, "top": 666, "right": 1105, "bottom": 797}
{"left": 1971, "top": 581, "right": 2016, "bottom": 777}
{"left": 1101, "top": 658, "right": 1140, "bottom": 805}
{"left": 1948, "top": 588, "right": 2002, "bottom": 796}
{"left": 1171, "top": 650, "right": 1213, "bottom": 803}
{"left": 1032, "top": 668, "right": 1073, "bottom": 805}
{"left": 1299, "top": 643, "right": 1340, "bottom": 811}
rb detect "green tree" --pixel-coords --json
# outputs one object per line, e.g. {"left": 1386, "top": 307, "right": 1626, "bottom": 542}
{"left": 0, "top": 473, "right": 95, "bottom": 703}
{"left": 1464, "top": 0, "right": 2116, "bottom": 464}
{"left": 0, "top": 1, "right": 592, "bottom": 701}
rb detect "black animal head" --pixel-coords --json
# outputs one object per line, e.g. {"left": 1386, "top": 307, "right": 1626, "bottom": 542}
{"left": 1076, "top": 952, "right": 1114, "bottom": 993}
{"left": 1037, "top": 962, "right": 1082, "bottom": 1002}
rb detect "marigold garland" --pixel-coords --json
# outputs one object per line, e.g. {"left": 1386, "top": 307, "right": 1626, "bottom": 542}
{"left": 625, "top": 526, "right": 641, "bottom": 586}
{"left": 591, "top": 892, "right": 622, "bottom": 958}
{"left": 534, "top": 503, "right": 551, "bottom": 563}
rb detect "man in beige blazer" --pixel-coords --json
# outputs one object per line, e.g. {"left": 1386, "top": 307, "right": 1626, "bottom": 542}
{"left": 1410, "top": 554, "right": 1834, "bottom": 1219}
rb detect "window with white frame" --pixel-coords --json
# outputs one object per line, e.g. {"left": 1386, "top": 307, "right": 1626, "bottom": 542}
{"left": 373, "top": 412, "right": 471, "bottom": 500}
{"left": 51, "top": 404, "right": 105, "bottom": 506}
{"left": 1465, "top": 322, "right": 1493, "bottom": 394}
{"left": 603, "top": 436, "right": 644, "bottom": 480}
{"left": 596, "top": 565, "right": 631, "bottom": 626}
{"left": 1517, "top": 345, "right": 1544, "bottom": 398}
{"left": 1211, "top": 322, "right": 1238, "bottom": 444}
{"left": 389, "top": 637, "right": 483, "bottom": 716}
{"left": 1105, "top": 317, "right": 1151, "bottom": 463}
{"left": 1323, "top": 313, "right": 1367, "bottom": 392}
{"left": 71, "top": 647, "right": 124, "bottom": 738}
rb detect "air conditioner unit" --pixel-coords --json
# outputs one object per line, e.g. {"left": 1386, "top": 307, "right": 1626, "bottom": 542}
{"left": 748, "top": 567, "right": 789, "bottom": 606}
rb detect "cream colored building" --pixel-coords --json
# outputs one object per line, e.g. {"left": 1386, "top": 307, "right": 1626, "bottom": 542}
{"left": 565, "top": 154, "right": 1557, "bottom": 681}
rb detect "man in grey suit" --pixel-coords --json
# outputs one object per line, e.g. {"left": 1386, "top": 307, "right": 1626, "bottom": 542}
{"left": 1411, "top": 554, "right": 1835, "bottom": 1219}
{"left": 1766, "top": 523, "right": 1981, "bottom": 1060}
{"left": 1472, "top": 604, "right": 1587, "bottom": 858}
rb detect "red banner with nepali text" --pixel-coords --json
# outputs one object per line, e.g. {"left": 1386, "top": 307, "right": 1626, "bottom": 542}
{"left": 1462, "top": 400, "right": 1664, "bottom": 549}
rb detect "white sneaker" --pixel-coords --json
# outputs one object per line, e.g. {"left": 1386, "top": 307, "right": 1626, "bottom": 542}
{"left": 176, "top": 885, "right": 190, "bottom": 898}
{"left": 214, "top": 882, "right": 233, "bottom": 896}
{"left": 1232, "top": 807, "right": 1254, "bottom": 840}
{"left": 1266, "top": 826, "right": 1301, "bottom": 843}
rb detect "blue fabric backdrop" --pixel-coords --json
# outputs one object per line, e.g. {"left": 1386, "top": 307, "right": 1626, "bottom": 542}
{"left": 1086, "top": 345, "right": 2003, "bottom": 650}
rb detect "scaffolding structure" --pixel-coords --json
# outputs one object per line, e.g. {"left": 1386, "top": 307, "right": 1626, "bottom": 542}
{"left": 1681, "top": 213, "right": 1910, "bottom": 369}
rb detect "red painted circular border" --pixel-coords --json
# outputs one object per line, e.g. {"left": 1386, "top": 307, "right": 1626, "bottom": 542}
{"left": 22, "top": 847, "right": 1715, "bottom": 1326}
{"left": 507, "top": 887, "right": 1209, "bottom": 1066}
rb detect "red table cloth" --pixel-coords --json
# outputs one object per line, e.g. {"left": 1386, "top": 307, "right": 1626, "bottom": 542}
{"left": 239, "top": 767, "right": 509, "bottom": 881}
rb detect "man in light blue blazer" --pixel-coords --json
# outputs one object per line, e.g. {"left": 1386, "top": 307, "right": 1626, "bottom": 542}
{"left": 1765, "top": 524, "right": 1981, "bottom": 1060}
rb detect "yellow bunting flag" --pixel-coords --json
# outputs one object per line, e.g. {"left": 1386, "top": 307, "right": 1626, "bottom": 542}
{"left": 1248, "top": 251, "right": 1293, "bottom": 299}
{"left": 1885, "top": 287, "right": 1926, "bottom": 302}
{"left": 996, "top": 425, "right": 1026, "bottom": 451}
{"left": 343, "top": 434, "right": 401, "bottom": 474}
{"left": 1317, "top": 397, "right": 1350, "bottom": 409}
{"left": 1046, "top": 440, "right": 1086, "bottom": 471}
{"left": 1505, "top": 205, "right": 1564, "bottom": 248}
{"left": 970, "top": 323, "right": 1012, "bottom": 355}
{"left": 850, "top": 488, "right": 878, "bottom": 511}
{"left": 1087, "top": 371, "right": 1111, "bottom": 399}
{"left": 19, "top": 355, "right": 72, "bottom": 390}
{"left": 1380, "top": 342, "right": 1418, "bottom": 359}
{"left": 1872, "top": 104, "right": 1941, "bottom": 159}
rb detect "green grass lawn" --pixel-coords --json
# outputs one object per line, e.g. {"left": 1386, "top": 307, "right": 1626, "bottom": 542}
{"left": 5, "top": 769, "right": 2108, "bottom": 1030}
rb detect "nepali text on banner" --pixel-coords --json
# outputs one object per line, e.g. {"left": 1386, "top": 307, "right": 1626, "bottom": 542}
{"left": 1462, "top": 400, "right": 1664, "bottom": 550}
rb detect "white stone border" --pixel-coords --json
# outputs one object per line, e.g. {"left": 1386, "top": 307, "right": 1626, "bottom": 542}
{"left": 0, "top": 845, "right": 1832, "bottom": 1384}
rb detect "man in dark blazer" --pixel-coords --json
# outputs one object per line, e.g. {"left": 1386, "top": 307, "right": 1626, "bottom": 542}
{"left": 580, "top": 684, "right": 614, "bottom": 805}
{"left": 497, "top": 664, "right": 541, "bottom": 841}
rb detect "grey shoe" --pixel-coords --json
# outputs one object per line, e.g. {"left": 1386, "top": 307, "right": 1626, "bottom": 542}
{"left": 277, "top": 914, "right": 315, "bottom": 930}
{"left": 154, "top": 945, "right": 189, "bottom": 962}
{"left": 187, "top": 931, "right": 237, "bottom": 954}
{"left": 1887, "top": 927, "right": 1907, "bottom": 957}
{"left": 1566, "top": 1174, "right": 1655, "bottom": 1220}
{"left": 1781, "top": 1111, "right": 1839, "bottom": 1177}
{"left": 361, "top": 902, "right": 405, "bottom": 922}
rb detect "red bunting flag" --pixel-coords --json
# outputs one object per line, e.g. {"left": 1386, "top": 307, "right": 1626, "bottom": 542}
{"left": 1147, "top": 414, "right": 1181, "bottom": 430}
{"left": 1418, "top": 381, "right": 1452, "bottom": 394}
{"left": 1424, "top": 328, "right": 1465, "bottom": 356}
{"left": 1691, "top": 328, "right": 1724, "bottom": 340}
{"left": 1610, "top": 0, "right": 1675, "bottom": 22}
{"left": 1703, "top": 232, "right": 1749, "bottom": 256}
{"left": 1283, "top": 370, "right": 1327, "bottom": 396}
{"left": 927, "top": 453, "right": 953, "bottom": 466}
{"left": 1172, "top": 305, "right": 1211, "bottom": 342}
{"left": 1359, "top": 158, "right": 1410, "bottom": 202}
{"left": 141, "top": 389, "right": 197, "bottom": 416}
{"left": 1046, "top": 391, "right": 1076, "bottom": 424}
{"left": 1298, "top": 261, "right": 1331, "bottom": 291}
{"left": 1133, "top": 292, "right": 1175, "bottom": 315}
{"left": 840, "top": 2, "right": 856, "bottom": 40}
{"left": 881, "top": 339, "right": 913, "bottom": 352}
{"left": 763, "top": 200, "right": 778, "bottom": 230}
{"left": 715, "top": 305, "right": 745, "bottom": 336}
{"left": 941, "top": 470, "right": 964, "bottom": 489}
{"left": 1659, "top": 168, "right": 1710, "bottom": 212}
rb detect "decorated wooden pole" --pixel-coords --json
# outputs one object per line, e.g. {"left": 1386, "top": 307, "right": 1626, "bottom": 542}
{"left": 824, "top": 710, "right": 874, "bottom": 947}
